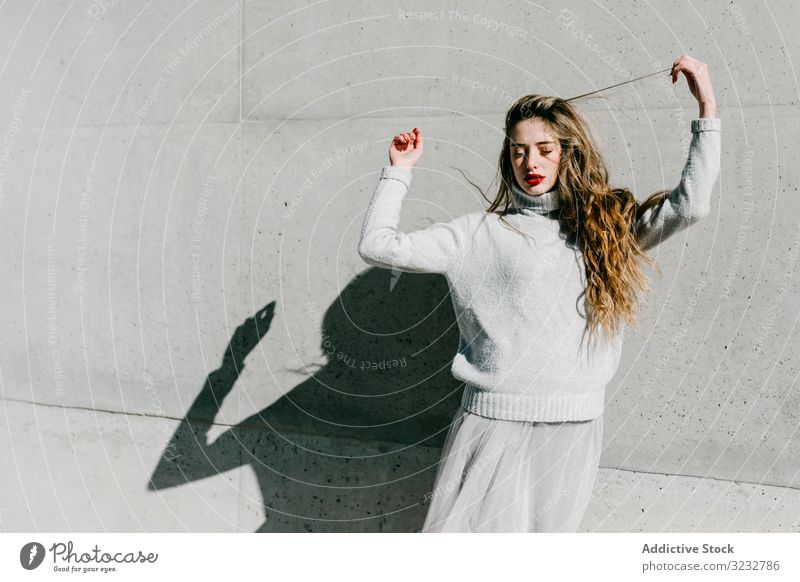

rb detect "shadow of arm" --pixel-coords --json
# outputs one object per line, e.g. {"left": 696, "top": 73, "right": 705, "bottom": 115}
{"left": 148, "top": 302, "right": 275, "bottom": 490}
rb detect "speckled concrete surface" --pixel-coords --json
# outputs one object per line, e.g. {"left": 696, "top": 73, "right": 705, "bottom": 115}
{"left": 1, "top": 0, "right": 797, "bottom": 532}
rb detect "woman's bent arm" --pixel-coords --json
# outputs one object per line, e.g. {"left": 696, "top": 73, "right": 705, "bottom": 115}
{"left": 635, "top": 117, "right": 722, "bottom": 252}
{"left": 358, "top": 166, "right": 468, "bottom": 275}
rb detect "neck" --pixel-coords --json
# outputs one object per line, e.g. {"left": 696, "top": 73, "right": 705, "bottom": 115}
{"left": 510, "top": 179, "right": 561, "bottom": 216}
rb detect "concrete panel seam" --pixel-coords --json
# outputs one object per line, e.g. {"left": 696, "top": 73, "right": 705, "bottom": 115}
{"left": 600, "top": 464, "right": 800, "bottom": 491}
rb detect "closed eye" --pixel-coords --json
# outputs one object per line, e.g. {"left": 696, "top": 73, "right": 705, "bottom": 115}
{"left": 512, "top": 150, "right": 553, "bottom": 157}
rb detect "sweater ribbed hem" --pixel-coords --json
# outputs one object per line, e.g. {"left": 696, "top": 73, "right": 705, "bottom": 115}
{"left": 460, "top": 382, "right": 605, "bottom": 423}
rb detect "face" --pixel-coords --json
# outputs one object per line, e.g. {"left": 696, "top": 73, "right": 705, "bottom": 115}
{"left": 508, "top": 117, "right": 561, "bottom": 196}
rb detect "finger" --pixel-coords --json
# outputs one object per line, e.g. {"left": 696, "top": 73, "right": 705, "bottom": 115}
{"left": 672, "top": 61, "right": 689, "bottom": 83}
{"left": 671, "top": 60, "right": 681, "bottom": 82}
{"left": 681, "top": 61, "right": 701, "bottom": 81}
{"left": 672, "top": 54, "right": 690, "bottom": 74}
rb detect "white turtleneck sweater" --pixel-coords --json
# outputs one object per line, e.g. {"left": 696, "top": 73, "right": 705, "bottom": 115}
{"left": 358, "top": 117, "right": 721, "bottom": 422}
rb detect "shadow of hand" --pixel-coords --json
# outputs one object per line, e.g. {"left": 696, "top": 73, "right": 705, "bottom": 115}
{"left": 223, "top": 301, "right": 276, "bottom": 369}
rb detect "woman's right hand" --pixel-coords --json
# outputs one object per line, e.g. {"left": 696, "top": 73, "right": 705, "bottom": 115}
{"left": 389, "top": 127, "right": 423, "bottom": 169}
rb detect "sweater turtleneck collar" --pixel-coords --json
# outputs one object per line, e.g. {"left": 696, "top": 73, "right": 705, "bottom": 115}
{"left": 510, "top": 178, "right": 561, "bottom": 216}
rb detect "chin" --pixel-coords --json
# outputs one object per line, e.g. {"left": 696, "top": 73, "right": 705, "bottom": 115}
{"left": 519, "top": 180, "right": 548, "bottom": 195}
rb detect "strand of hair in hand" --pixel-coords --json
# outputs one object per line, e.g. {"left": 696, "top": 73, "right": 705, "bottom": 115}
{"left": 564, "top": 67, "right": 673, "bottom": 102}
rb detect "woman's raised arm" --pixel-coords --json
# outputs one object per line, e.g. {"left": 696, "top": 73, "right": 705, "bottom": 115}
{"left": 635, "top": 55, "right": 721, "bottom": 251}
{"left": 357, "top": 129, "right": 470, "bottom": 275}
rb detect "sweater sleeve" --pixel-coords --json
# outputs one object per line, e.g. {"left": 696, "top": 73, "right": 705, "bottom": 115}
{"left": 634, "top": 117, "right": 721, "bottom": 252}
{"left": 358, "top": 166, "right": 468, "bottom": 275}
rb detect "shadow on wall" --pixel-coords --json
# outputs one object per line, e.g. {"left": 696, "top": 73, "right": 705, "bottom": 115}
{"left": 148, "top": 267, "right": 464, "bottom": 532}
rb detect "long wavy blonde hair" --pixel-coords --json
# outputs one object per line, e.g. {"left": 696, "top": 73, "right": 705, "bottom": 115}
{"left": 471, "top": 94, "right": 671, "bottom": 348}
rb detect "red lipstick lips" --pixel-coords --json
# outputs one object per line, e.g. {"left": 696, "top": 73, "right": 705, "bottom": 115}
{"left": 525, "top": 173, "right": 544, "bottom": 186}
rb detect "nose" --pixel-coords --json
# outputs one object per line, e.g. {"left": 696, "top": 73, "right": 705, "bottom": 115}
{"left": 522, "top": 150, "right": 544, "bottom": 168}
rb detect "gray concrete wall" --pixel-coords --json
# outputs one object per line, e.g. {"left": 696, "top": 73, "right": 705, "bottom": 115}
{"left": 1, "top": 0, "right": 798, "bottom": 532}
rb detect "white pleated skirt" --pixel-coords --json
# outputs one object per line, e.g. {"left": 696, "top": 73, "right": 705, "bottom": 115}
{"left": 421, "top": 405, "right": 603, "bottom": 533}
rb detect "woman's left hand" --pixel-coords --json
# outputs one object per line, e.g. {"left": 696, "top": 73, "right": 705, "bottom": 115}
{"left": 671, "top": 54, "right": 717, "bottom": 118}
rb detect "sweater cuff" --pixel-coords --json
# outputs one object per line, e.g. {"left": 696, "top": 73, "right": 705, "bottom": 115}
{"left": 380, "top": 165, "right": 413, "bottom": 188}
{"left": 691, "top": 117, "right": 721, "bottom": 132}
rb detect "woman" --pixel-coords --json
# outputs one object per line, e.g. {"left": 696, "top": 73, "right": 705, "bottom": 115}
{"left": 358, "top": 55, "right": 720, "bottom": 532}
